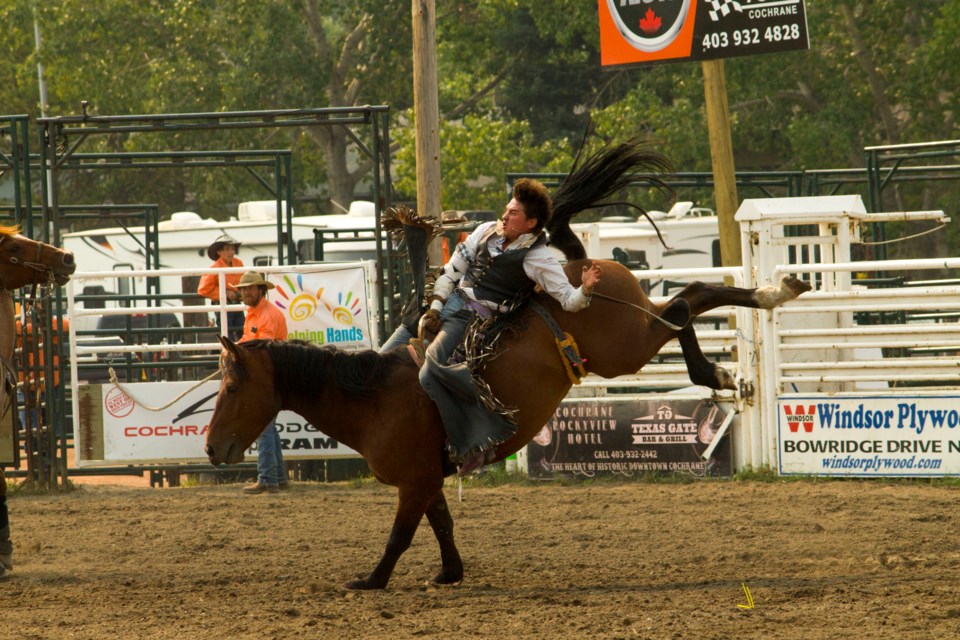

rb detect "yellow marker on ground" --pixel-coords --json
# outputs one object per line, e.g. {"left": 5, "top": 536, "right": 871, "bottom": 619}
{"left": 737, "top": 582, "right": 755, "bottom": 610}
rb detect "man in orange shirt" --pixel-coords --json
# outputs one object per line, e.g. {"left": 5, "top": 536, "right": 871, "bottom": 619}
{"left": 16, "top": 304, "right": 69, "bottom": 434}
{"left": 197, "top": 234, "right": 245, "bottom": 340}
{"left": 230, "top": 272, "right": 289, "bottom": 494}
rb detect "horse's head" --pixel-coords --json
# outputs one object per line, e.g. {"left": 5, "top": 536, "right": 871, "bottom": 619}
{"left": 0, "top": 226, "right": 77, "bottom": 290}
{"left": 204, "top": 336, "right": 282, "bottom": 466}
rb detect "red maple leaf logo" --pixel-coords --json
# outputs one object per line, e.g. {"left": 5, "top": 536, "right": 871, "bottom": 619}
{"left": 639, "top": 7, "right": 662, "bottom": 35}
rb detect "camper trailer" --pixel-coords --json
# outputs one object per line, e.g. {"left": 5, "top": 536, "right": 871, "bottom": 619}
{"left": 62, "top": 200, "right": 382, "bottom": 331}
{"left": 633, "top": 201, "right": 721, "bottom": 270}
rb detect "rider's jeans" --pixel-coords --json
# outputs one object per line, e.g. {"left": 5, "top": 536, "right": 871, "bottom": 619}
{"left": 379, "top": 292, "right": 466, "bottom": 353}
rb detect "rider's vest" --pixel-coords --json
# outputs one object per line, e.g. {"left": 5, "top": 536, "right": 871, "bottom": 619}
{"left": 464, "top": 228, "right": 547, "bottom": 306}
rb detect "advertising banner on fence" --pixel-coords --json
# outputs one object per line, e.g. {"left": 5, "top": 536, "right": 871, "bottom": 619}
{"left": 526, "top": 396, "right": 732, "bottom": 478}
{"left": 267, "top": 267, "right": 372, "bottom": 350}
{"left": 778, "top": 395, "right": 960, "bottom": 476}
{"left": 599, "top": 0, "right": 809, "bottom": 69}
{"left": 76, "top": 381, "right": 360, "bottom": 466}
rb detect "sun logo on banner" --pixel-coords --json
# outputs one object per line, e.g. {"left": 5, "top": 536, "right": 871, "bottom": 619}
{"left": 325, "top": 290, "right": 363, "bottom": 326}
{"left": 272, "top": 274, "right": 321, "bottom": 321}
{"left": 271, "top": 274, "right": 363, "bottom": 326}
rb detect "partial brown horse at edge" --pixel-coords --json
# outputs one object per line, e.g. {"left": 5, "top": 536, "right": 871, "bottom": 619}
{"left": 205, "top": 257, "right": 810, "bottom": 590}
{"left": 0, "top": 224, "right": 77, "bottom": 578}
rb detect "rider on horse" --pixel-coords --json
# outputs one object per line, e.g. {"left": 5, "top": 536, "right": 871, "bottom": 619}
{"left": 419, "top": 178, "right": 602, "bottom": 474}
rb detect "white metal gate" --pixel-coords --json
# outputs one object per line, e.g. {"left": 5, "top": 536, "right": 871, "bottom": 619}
{"left": 567, "top": 195, "right": 960, "bottom": 476}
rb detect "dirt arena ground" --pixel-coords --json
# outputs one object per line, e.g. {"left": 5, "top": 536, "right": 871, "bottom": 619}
{"left": 3, "top": 477, "right": 959, "bottom": 639}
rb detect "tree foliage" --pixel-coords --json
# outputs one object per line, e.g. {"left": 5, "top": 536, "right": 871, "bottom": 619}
{"left": 0, "top": 0, "right": 958, "bottom": 255}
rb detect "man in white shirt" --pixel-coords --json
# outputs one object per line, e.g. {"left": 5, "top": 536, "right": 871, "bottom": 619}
{"left": 420, "top": 178, "right": 601, "bottom": 474}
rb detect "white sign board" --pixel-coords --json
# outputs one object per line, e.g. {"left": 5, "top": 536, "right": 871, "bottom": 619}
{"left": 77, "top": 381, "right": 360, "bottom": 466}
{"left": 268, "top": 267, "right": 372, "bottom": 349}
{"left": 778, "top": 395, "right": 960, "bottom": 476}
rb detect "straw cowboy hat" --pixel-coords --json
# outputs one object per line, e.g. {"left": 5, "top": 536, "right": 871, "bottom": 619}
{"left": 228, "top": 271, "right": 275, "bottom": 290}
{"left": 440, "top": 210, "right": 469, "bottom": 225}
{"left": 207, "top": 234, "right": 242, "bottom": 261}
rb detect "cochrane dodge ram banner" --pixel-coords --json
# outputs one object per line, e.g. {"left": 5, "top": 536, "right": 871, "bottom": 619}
{"left": 778, "top": 395, "right": 960, "bottom": 477}
{"left": 76, "top": 381, "right": 360, "bottom": 465}
{"left": 599, "top": 0, "right": 809, "bottom": 68}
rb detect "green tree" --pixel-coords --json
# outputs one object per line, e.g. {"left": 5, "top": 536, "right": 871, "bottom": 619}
{"left": 393, "top": 112, "right": 574, "bottom": 212}
{"left": 3, "top": 0, "right": 960, "bottom": 257}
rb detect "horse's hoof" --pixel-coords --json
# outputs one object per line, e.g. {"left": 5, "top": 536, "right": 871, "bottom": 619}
{"left": 690, "top": 365, "right": 736, "bottom": 391}
{"left": 429, "top": 569, "right": 464, "bottom": 586}
{"left": 713, "top": 366, "right": 737, "bottom": 391}
{"left": 755, "top": 276, "right": 811, "bottom": 309}
{"left": 345, "top": 576, "right": 387, "bottom": 591}
{"left": 782, "top": 276, "right": 812, "bottom": 296}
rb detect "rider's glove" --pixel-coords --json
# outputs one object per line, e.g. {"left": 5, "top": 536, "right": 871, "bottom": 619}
{"left": 419, "top": 309, "right": 442, "bottom": 338}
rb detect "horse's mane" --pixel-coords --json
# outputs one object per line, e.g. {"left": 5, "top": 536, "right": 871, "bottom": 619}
{"left": 236, "top": 339, "right": 410, "bottom": 400}
{"left": 0, "top": 224, "right": 20, "bottom": 237}
{"left": 547, "top": 136, "right": 673, "bottom": 260}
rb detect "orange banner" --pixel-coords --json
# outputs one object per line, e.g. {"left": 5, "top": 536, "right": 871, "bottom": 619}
{"left": 599, "top": 0, "right": 809, "bottom": 69}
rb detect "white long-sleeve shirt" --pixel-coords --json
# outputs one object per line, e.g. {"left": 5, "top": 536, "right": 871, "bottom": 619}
{"left": 432, "top": 221, "right": 591, "bottom": 312}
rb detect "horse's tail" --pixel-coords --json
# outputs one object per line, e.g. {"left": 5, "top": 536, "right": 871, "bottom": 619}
{"left": 548, "top": 137, "right": 673, "bottom": 261}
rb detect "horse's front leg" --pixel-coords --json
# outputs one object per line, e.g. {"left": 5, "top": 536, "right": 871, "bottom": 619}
{"left": 424, "top": 489, "right": 463, "bottom": 585}
{"left": 346, "top": 484, "right": 435, "bottom": 590}
{"left": 0, "top": 470, "right": 11, "bottom": 577}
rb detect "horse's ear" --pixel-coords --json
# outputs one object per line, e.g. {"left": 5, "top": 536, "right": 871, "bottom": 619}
{"left": 219, "top": 335, "right": 241, "bottom": 359}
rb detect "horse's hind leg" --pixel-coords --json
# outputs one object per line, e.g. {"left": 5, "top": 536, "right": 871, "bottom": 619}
{"left": 678, "top": 276, "right": 811, "bottom": 316}
{"left": 424, "top": 490, "right": 463, "bottom": 585}
{"left": 653, "top": 297, "right": 734, "bottom": 390}
{"left": 346, "top": 484, "right": 436, "bottom": 590}
{"left": 667, "top": 277, "right": 810, "bottom": 390}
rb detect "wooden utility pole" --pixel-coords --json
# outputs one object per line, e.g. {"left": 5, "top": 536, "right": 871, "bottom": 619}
{"left": 411, "top": 0, "right": 444, "bottom": 266}
{"left": 701, "top": 59, "right": 742, "bottom": 268}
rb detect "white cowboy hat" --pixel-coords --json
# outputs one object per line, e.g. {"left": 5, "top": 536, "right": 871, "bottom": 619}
{"left": 207, "top": 234, "right": 242, "bottom": 261}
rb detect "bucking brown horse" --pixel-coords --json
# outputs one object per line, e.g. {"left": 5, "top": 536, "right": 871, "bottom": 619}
{"left": 204, "top": 139, "right": 811, "bottom": 589}
{"left": 205, "top": 267, "right": 809, "bottom": 590}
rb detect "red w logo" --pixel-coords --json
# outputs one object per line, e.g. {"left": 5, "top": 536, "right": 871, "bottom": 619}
{"left": 783, "top": 405, "right": 815, "bottom": 433}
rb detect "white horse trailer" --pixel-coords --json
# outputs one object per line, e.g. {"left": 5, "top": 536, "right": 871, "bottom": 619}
{"left": 62, "top": 200, "right": 382, "bottom": 332}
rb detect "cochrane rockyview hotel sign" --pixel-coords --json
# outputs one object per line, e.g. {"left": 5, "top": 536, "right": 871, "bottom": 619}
{"left": 527, "top": 397, "right": 733, "bottom": 478}
{"left": 599, "top": 0, "right": 809, "bottom": 68}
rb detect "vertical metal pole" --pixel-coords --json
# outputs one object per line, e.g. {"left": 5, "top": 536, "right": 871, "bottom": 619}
{"left": 865, "top": 148, "right": 879, "bottom": 213}
{"left": 379, "top": 110, "right": 407, "bottom": 334}
{"left": 370, "top": 110, "right": 389, "bottom": 340}
{"left": 274, "top": 154, "right": 285, "bottom": 265}
{"left": 8, "top": 120, "right": 22, "bottom": 227}
{"left": 284, "top": 153, "right": 295, "bottom": 265}
{"left": 33, "top": 8, "right": 49, "bottom": 119}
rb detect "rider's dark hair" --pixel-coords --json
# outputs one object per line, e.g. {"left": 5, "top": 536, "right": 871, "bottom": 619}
{"left": 512, "top": 178, "right": 552, "bottom": 233}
